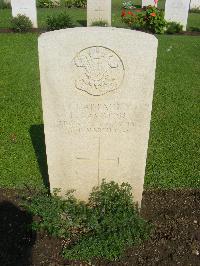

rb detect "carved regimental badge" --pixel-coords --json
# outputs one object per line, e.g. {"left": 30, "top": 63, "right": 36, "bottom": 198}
{"left": 73, "top": 46, "right": 124, "bottom": 96}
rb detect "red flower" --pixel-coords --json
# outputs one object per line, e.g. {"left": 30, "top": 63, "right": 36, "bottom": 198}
{"left": 150, "top": 12, "right": 156, "bottom": 17}
{"left": 121, "top": 10, "right": 126, "bottom": 17}
{"left": 128, "top": 11, "right": 133, "bottom": 16}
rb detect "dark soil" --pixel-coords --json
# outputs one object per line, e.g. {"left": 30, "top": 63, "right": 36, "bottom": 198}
{"left": 1, "top": 188, "right": 200, "bottom": 266}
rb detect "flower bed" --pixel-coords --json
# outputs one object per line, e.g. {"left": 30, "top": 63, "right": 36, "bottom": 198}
{"left": 121, "top": 5, "right": 167, "bottom": 34}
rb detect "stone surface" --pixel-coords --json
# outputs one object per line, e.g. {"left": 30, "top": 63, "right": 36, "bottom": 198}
{"left": 164, "top": 0, "right": 190, "bottom": 31}
{"left": 87, "top": 0, "right": 111, "bottom": 26}
{"left": 11, "top": 0, "right": 37, "bottom": 28}
{"left": 142, "top": 0, "right": 157, "bottom": 7}
{"left": 38, "top": 27, "right": 158, "bottom": 207}
{"left": 190, "top": 0, "right": 200, "bottom": 10}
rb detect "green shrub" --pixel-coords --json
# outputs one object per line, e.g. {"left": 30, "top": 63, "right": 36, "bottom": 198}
{"left": 63, "top": 0, "right": 86, "bottom": 8}
{"left": 189, "top": 26, "right": 200, "bottom": 32}
{"left": 73, "top": 0, "right": 86, "bottom": 8}
{"left": 91, "top": 20, "right": 108, "bottom": 27}
{"left": 122, "top": 6, "right": 167, "bottom": 34}
{"left": 166, "top": 21, "right": 183, "bottom": 34}
{"left": 46, "top": 12, "right": 74, "bottom": 30}
{"left": 190, "top": 8, "right": 200, "bottom": 13}
{"left": 0, "top": 0, "right": 11, "bottom": 9}
{"left": 10, "top": 15, "right": 33, "bottom": 33}
{"left": 38, "top": 0, "right": 60, "bottom": 8}
{"left": 24, "top": 180, "right": 151, "bottom": 262}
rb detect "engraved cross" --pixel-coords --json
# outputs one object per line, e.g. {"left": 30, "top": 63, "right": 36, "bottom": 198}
{"left": 76, "top": 137, "right": 119, "bottom": 184}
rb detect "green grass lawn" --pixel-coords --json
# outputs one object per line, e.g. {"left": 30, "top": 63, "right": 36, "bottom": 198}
{"left": 0, "top": 34, "right": 43, "bottom": 188}
{"left": 0, "top": 0, "right": 200, "bottom": 30}
{"left": 0, "top": 33, "right": 199, "bottom": 189}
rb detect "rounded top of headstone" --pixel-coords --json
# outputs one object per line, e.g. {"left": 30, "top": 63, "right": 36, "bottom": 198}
{"left": 39, "top": 27, "right": 158, "bottom": 44}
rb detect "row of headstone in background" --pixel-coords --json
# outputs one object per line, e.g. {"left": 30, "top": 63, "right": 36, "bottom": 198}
{"left": 164, "top": 0, "right": 190, "bottom": 31}
{"left": 88, "top": 0, "right": 196, "bottom": 31}
{"left": 9, "top": 0, "right": 200, "bottom": 30}
{"left": 142, "top": 0, "right": 200, "bottom": 10}
{"left": 11, "top": 0, "right": 38, "bottom": 28}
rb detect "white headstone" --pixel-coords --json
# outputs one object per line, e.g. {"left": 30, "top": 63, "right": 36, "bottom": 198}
{"left": 11, "top": 0, "right": 37, "bottom": 28}
{"left": 87, "top": 0, "right": 111, "bottom": 26}
{"left": 142, "top": 0, "right": 157, "bottom": 7}
{"left": 190, "top": 0, "right": 200, "bottom": 10}
{"left": 38, "top": 28, "right": 158, "bottom": 207}
{"left": 164, "top": 0, "right": 190, "bottom": 31}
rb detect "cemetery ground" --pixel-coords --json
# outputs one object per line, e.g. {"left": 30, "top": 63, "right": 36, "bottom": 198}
{"left": 0, "top": 3, "right": 200, "bottom": 266}
{"left": 0, "top": 32, "right": 200, "bottom": 265}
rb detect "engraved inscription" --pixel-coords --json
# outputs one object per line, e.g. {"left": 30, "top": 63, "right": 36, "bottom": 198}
{"left": 73, "top": 46, "right": 125, "bottom": 96}
{"left": 55, "top": 102, "right": 135, "bottom": 135}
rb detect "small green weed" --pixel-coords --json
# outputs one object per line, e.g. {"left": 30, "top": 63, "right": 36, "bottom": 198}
{"left": 91, "top": 20, "right": 108, "bottom": 27}
{"left": 24, "top": 180, "right": 150, "bottom": 262}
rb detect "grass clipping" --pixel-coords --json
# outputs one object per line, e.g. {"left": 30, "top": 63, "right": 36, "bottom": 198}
{"left": 24, "top": 180, "right": 150, "bottom": 262}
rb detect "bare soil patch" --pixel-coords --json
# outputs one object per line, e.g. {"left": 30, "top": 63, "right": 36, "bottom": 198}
{"left": 1, "top": 188, "right": 200, "bottom": 265}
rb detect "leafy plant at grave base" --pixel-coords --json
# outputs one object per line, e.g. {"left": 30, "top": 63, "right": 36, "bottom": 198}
{"left": 24, "top": 180, "right": 151, "bottom": 261}
{"left": 91, "top": 20, "right": 108, "bottom": 27}
{"left": 46, "top": 12, "right": 74, "bottom": 30}
{"left": 10, "top": 15, "right": 33, "bottom": 33}
{"left": 165, "top": 21, "right": 183, "bottom": 34}
{"left": 23, "top": 188, "right": 88, "bottom": 239}
{"left": 0, "top": 0, "right": 11, "bottom": 9}
{"left": 121, "top": 5, "right": 167, "bottom": 34}
{"left": 37, "top": 0, "right": 60, "bottom": 8}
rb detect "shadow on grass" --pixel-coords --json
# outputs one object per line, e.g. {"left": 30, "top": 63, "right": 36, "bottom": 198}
{"left": 0, "top": 201, "right": 36, "bottom": 266}
{"left": 30, "top": 125, "right": 50, "bottom": 191}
